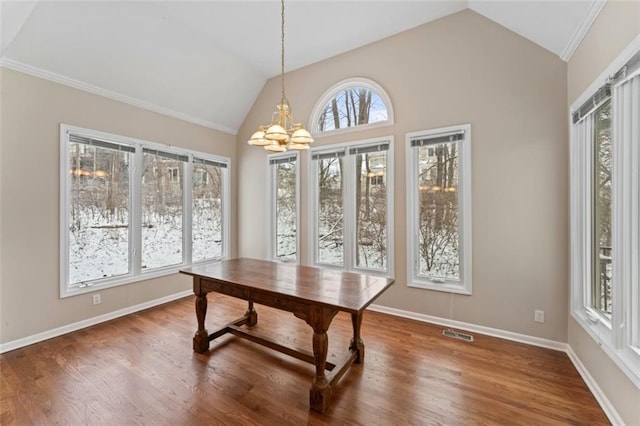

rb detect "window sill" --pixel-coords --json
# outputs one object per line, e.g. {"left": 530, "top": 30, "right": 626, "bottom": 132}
{"left": 572, "top": 310, "right": 640, "bottom": 389}
{"left": 408, "top": 280, "right": 471, "bottom": 295}
{"left": 311, "top": 262, "right": 393, "bottom": 279}
{"left": 60, "top": 258, "right": 222, "bottom": 299}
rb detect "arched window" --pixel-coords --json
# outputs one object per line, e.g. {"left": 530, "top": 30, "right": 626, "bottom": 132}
{"left": 310, "top": 78, "right": 394, "bottom": 135}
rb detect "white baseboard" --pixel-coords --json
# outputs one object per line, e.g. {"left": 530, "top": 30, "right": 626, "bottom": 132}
{"left": 367, "top": 303, "right": 622, "bottom": 425}
{"left": 368, "top": 303, "right": 568, "bottom": 351}
{"left": 566, "top": 346, "right": 625, "bottom": 426}
{"left": 0, "top": 290, "right": 192, "bottom": 354}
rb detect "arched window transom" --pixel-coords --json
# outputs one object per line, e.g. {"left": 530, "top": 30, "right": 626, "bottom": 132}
{"left": 310, "top": 78, "right": 394, "bottom": 135}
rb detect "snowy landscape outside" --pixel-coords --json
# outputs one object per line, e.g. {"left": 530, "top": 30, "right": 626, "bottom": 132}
{"left": 68, "top": 141, "right": 223, "bottom": 285}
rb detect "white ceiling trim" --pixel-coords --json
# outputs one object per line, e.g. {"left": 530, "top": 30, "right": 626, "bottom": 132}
{"left": 560, "top": 0, "right": 607, "bottom": 62}
{"left": 0, "top": 57, "right": 237, "bottom": 135}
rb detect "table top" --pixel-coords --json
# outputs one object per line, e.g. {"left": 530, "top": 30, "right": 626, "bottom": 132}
{"left": 180, "top": 258, "right": 394, "bottom": 313}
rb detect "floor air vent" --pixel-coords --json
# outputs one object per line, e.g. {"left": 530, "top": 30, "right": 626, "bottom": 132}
{"left": 442, "top": 328, "right": 474, "bottom": 342}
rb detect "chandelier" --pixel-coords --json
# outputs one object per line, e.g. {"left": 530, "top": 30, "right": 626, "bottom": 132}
{"left": 247, "top": 0, "right": 313, "bottom": 152}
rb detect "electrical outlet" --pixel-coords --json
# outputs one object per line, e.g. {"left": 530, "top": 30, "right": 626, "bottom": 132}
{"left": 92, "top": 294, "right": 102, "bottom": 305}
{"left": 534, "top": 310, "right": 545, "bottom": 323}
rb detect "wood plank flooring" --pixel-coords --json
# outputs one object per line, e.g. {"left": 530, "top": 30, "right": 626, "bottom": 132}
{"left": 1, "top": 294, "right": 609, "bottom": 425}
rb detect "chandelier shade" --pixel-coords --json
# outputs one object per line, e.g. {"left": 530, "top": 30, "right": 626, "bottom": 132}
{"left": 248, "top": 130, "right": 270, "bottom": 146}
{"left": 246, "top": 0, "right": 313, "bottom": 152}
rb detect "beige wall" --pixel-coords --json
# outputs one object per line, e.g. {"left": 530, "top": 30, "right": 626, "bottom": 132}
{"left": 567, "top": 1, "right": 640, "bottom": 424}
{"left": 0, "top": 68, "right": 237, "bottom": 343}
{"left": 238, "top": 10, "right": 569, "bottom": 342}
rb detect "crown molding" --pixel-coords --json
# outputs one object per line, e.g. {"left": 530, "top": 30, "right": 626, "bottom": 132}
{"left": 0, "top": 57, "right": 238, "bottom": 135}
{"left": 561, "top": 0, "right": 607, "bottom": 62}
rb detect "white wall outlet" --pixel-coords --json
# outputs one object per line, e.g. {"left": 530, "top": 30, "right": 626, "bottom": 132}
{"left": 92, "top": 294, "right": 102, "bottom": 305}
{"left": 534, "top": 309, "right": 545, "bottom": 323}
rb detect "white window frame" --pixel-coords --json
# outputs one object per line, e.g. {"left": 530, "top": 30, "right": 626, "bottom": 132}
{"left": 60, "top": 124, "right": 230, "bottom": 298}
{"left": 406, "top": 124, "right": 472, "bottom": 295}
{"left": 267, "top": 151, "right": 300, "bottom": 263}
{"left": 308, "top": 137, "right": 394, "bottom": 277}
{"left": 570, "top": 37, "right": 640, "bottom": 388}
{"left": 309, "top": 77, "right": 395, "bottom": 137}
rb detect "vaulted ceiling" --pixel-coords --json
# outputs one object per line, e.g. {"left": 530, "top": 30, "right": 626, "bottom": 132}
{"left": 1, "top": 1, "right": 604, "bottom": 134}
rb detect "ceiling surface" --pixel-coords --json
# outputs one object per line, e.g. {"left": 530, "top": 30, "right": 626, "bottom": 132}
{"left": 1, "top": 0, "right": 604, "bottom": 134}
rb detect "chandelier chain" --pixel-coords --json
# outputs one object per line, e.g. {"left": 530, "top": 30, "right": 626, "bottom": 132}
{"left": 280, "top": 0, "right": 286, "bottom": 104}
{"left": 246, "top": 0, "right": 313, "bottom": 151}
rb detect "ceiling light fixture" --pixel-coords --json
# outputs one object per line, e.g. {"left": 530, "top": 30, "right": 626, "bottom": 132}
{"left": 247, "top": 0, "right": 313, "bottom": 152}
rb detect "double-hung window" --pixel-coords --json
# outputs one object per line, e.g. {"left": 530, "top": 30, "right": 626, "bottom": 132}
{"left": 406, "top": 124, "right": 472, "bottom": 294}
{"left": 309, "top": 138, "right": 393, "bottom": 275}
{"left": 60, "top": 125, "right": 229, "bottom": 297}
{"left": 267, "top": 152, "right": 299, "bottom": 262}
{"left": 570, "top": 45, "right": 640, "bottom": 386}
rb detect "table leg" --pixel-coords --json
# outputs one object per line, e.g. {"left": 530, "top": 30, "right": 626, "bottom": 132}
{"left": 193, "top": 289, "right": 209, "bottom": 353}
{"left": 349, "top": 311, "right": 365, "bottom": 364}
{"left": 245, "top": 300, "right": 258, "bottom": 326}
{"left": 307, "top": 306, "right": 337, "bottom": 413}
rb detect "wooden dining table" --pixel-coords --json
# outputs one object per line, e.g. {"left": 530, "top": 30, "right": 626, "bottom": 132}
{"left": 180, "top": 258, "right": 394, "bottom": 413}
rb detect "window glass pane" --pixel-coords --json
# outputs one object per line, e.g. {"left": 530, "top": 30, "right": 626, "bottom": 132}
{"left": 592, "top": 100, "right": 613, "bottom": 317}
{"left": 68, "top": 142, "right": 130, "bottom": 284}
{"left": 317, "top": 158, "right": 343, "bottom": 265}
{"left": 275, "top": 160, "right": 297, "bottom": 261}
{"left": 318, "top": 88, "right": 387, "bottom": 132}
{"left": 192, "top": 161, "right": 223, "bottom": 261}
{"left": 141, "top": 152, "right": 184, "bottom": 269}
{"left": 355, "top": 151, "right": 387, "bottom": 270}
{"left": 417, "top": 142, "right": 460, "bottom": 280}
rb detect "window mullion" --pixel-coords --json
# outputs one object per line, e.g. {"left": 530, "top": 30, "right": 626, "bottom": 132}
{"left": 583, "top": 115, "right": 594, "bottom": 312}
{"left": 267, "top": 159, "right": 276, "bottom": 260}
{"left": 294, "top": 155, "right": 301, "bottom": 264}
{"left": 612, "top": 87, "right": 625, "bottom": 347}
{"left": 343, "top": 153, "right": 355, "bottom": 271}
{"left": 183, "top": 159, "right": 193, "bottom": 265}
{"left": 309, "top": 156, "right": 319, "bottom": 265}
{"left": 407, "top": 141, "right": 419, "bottom": 283}
{"left": 130, "top": 145, "right": 143, "bottom": 276}
{"left": 221, "top": 165, "right": 230, "bottom": 259}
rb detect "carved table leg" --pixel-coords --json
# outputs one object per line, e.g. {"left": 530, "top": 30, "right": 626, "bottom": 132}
{"left": 349, "top": 311, "right": 365, "bottom": 364}
{"left": 245, "top": 300, "right": 258, "bottom": 326}
{"left": 307, "top": 306, "right": 338, "bottom": 413}
{"left": 193, "top": 283, "right": 209, "bottom": 353}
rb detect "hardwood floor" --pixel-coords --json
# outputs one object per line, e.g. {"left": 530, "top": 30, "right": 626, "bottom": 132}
{"left": 1, "top": 294, "right": 608, "bottom": 425}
